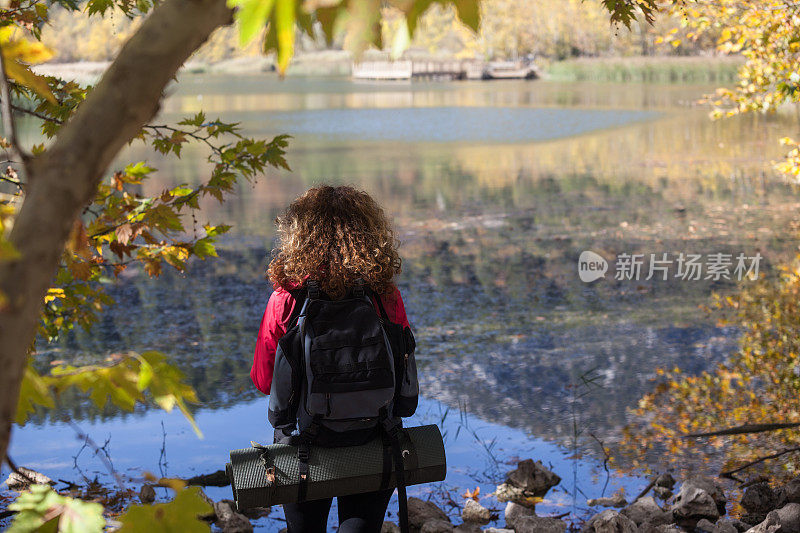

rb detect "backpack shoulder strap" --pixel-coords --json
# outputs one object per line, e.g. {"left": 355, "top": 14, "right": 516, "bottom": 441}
{"left": 286, "top": 287, "right": 307, "bottom": 329}
{"left": 367, "top": 287, "right": 391, "bottom": 322}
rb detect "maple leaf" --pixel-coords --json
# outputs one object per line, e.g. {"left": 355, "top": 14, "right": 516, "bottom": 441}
{"left": 463, "top": 486, "right": 480, "bottom": 501}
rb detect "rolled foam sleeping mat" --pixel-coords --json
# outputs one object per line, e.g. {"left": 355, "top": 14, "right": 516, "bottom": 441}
{"left": 227, "top": 424, "right": 446, "bottom": 510}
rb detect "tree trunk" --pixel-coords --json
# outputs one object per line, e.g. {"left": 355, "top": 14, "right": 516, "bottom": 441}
{"left": 0, "top": 0, "right": 232, "bottom": 463}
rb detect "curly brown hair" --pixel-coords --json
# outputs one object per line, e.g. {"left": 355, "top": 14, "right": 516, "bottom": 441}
{"left": 267, "top": 185, "right": 402, "bottom": 299}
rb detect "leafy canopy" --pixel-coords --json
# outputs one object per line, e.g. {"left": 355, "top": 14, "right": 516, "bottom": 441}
{"left": 657, "top": 0, "right": 800, "bottom": 181}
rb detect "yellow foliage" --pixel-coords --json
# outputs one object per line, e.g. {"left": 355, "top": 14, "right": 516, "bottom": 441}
{"left": 0, "top": 27, "right": 55, "bottom": 102}
{"left": 383, "top": 0, "right": 708, "bottom": 60}
{"left": 620, "top": 253, "right": 800, "bottom": 480}
{"left": 666, "top": 1, "right": 800, "bottom": 180}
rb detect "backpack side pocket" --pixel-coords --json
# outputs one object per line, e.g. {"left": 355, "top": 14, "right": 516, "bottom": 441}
{"left": 268, "top": 328, "right": 301, "bottom": 431}
{"left": 393, "top": 325, "right": 419, "bottom": 417}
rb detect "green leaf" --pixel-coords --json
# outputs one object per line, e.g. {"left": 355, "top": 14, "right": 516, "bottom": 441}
{"left": 452, "top": 0, "right": 479, "bottom": 32}
{"left": 169, "top": 185, "right": 194, "bottom": 197}
{"left": 203, "top": 224, "right": 231, "bottom": 237}
{"left": 192, "top": 238, "right": 218, "bottom": 259}
{"left": 178, "top": 112, "right": 207, "bottom": 127}
{"left": 601, "top": 0, "right": 657, "bottom": 29}
{"left": 15, "top": 364, "right": 55, "bottom": 425}
{"left": 8, "top": 485, "right": 105, "bottom": 533}
{"left": 0, "top": 29, "right": 56, "bottom": 102}
{"left": 345, "top": 0, "right": 381, "bottom": 59}
{"left": 136, "top": 352, "right": 202, "bottom": 437}
{"left": 3, "top": 59, "right": 56, "bottom": 104}
{"left": 390, "top": 19, "right": 411, "bottom": 59}
{"left": 145, "top": 204, "right": 184, "bottom": 232}
{"left": 403, "top": 0, "right": 434, "bottom": 37}
{"left": 137, "top": 356, "right": 154, "bottom": 391}
{"left": 315, "top": 5, "right": 345, "bottom": 46}
{"left": 125, "top": 161, "right": 155, "bottom": 179}
{"left": 230, "top": 0, "right": 276, "bottom": 47}
{"left": 274, "top": 0, "right": 297, "bottom": 75}
{"left": 118, "top": 485, "right": 212, "bottom": 533}
{"left": 47, "top": 351, "right": 201, "bottom": 436}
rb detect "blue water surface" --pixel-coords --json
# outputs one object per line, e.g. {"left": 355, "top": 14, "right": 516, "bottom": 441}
{"left": 4, "top": 396, "right": 645, "bottom": 530}
{"left": 263, "top": 106, "right": 660, "bottom": 144}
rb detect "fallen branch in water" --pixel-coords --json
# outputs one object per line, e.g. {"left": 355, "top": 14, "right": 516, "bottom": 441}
{"left": 720, "top": 446, "right": 800, "bottom": 481}
{"left": 4, "top": 454, "right": 36, "bottom": 485}
{"left": 4, "top": 454, "right": 53, "bottom": 490}
{"left": 683, "top": 422, "right": 800, "bottom": 438}
{"left": 185, "top": 469, "right": 229, "bottom": 487}
{"left": 632, "top": 476, "right": 657, "bottom": 503}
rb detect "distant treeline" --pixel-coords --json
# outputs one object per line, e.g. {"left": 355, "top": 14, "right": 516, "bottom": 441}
{"left": 547, "top": 56, "right": 743, "bottom": 84}
{"left": 41, "top": 0, "right": 722, "bottom": 64}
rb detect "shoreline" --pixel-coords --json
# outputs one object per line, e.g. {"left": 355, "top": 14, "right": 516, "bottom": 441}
{"left": 33, "top": 53, "right": 742, "bottom": 85}
{"left": 4, "top": 453, "right": 798, "bottom": 532}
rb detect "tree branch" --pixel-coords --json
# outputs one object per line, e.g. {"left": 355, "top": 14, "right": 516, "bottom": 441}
{"left": 0, "top": 172, "right": 23, "bottom": 191}
{"left": 11, "top": 103, "right": 63, "bottom": 125}
{"left": 0, "top": 0, "right": 233, "bottom": 464}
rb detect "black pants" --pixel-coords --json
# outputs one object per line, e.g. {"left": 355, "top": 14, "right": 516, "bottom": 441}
{"left": 283, "top": 488, "right": 394, "bottom": 533}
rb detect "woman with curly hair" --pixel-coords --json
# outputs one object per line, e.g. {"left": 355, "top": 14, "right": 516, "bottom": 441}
{"left": 250, "top": 184, "right": 414, "bottom": 533}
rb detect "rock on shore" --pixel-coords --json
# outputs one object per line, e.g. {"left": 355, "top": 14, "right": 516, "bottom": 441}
{"left": 14, "top": 458, "right": 800, "bottom": 533}
{"left": 391, "top": 460, "right": 800, "bottom": 533}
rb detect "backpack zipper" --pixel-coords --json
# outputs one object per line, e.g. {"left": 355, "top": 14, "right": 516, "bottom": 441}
{"left": 325, "top": 393, "right": 332, "bottom": 417}
{"left": 403, "top": 353, "right": 410, "bottom": 384}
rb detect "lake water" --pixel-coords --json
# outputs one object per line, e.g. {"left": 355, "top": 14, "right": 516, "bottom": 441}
{"left": 4, "top": 75, "right": 800, "bottom": 530}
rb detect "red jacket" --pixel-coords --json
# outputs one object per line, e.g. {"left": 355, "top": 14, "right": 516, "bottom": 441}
{"left": 250, "top": 286, "right": 411, "bottom": 395}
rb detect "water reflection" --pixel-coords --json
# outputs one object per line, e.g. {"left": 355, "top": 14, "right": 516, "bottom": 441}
{"left": 15, "top": 76, "right": 800, "bottom": 486}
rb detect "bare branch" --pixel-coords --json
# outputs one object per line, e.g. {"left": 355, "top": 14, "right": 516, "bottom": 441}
{"left": 67, "top": 419, "right": 127, "bottom": 491}
{"left": 11, "top": 103, "right": 63, "bottom": 125}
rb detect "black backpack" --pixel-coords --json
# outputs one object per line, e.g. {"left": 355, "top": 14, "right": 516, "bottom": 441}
{"left": 267, "top": 279, "right": 418, "bottom": 528}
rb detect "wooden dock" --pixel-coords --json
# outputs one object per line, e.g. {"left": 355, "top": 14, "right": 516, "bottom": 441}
{"left": 351, "top": 59, "right": 536, "bottom": 81}
{"left": 351, "top": 60, "right": 413, "bottom": 80}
